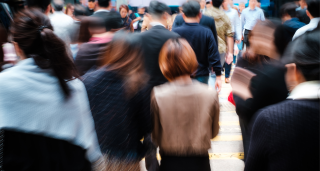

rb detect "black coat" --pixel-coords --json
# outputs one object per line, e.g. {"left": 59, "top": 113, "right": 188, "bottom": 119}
{"left": 139, "top": 25, "right": 180, "bottom": 87}
{"left": 172, "top": 14, "right": 218, "bottom": 48}
{"left": 83, "top": 68, "right": 152, "bottom": 161}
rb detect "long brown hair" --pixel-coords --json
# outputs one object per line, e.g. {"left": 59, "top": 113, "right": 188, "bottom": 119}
{"left": 100, "top": 31, "right": 148, "bottom": 97}
{"left": 11, "top": 8, "right": 79, "bottom": 98}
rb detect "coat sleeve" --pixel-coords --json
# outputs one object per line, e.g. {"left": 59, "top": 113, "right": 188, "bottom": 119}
{"left": 207, "top": 30, "right": 222, "bottom": 76}
{"left": 244, "top": 109, "right": 270, "bottom": 171}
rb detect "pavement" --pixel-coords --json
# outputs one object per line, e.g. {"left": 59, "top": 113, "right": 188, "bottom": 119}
{"left": 140, "top": 68, "right": 244, "bottom": 171}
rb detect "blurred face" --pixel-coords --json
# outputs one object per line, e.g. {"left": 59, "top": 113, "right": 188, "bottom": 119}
{"left": 249, "top": 23, "right": 277, "bottom": 58}
{"left": 222, "top": 0, "right": 230, "bottom": 9}
{"left": 239, "top": 4, "right": 245, "bottom": 12}
{"left": 88, "top": 1, "right": 95, "bottom": 9}
{"left": 120, "top": 8, "right": 128, "bottom": 18}
{"left": 67, "top": 6, "right": 74, "bottom": 16}
{"left": 249, "top": 0, "right": 257, "bottom": 9}
{"left": 230, "top": 0, "right": 234, "bottom": 7}
{"left": 200, "top": 0, "right": 206, "bottom": 9}
{"left": 138, "top": 7, "right": 145, "bottom": 14}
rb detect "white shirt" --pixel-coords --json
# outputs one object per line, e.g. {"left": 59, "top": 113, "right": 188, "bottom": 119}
{"left": 241, "top": 7, "right": 265, "bottom": 31}
{"left": 94, "top": 9, "right": 110, "bottom": 14}
{"left": 150, "top": 22, "right": 165, "bottom": 28}
{"left": 223, "top": 7, "right": 242, "bottom": 41}
{"left": 49, "top": 11, "right": 74, "bottom": 46}
{"left": 287, "top": 81, "right": 320, "bottom": 100}
{"left": 292, "top": 18, "right": 320, "bottom": 40}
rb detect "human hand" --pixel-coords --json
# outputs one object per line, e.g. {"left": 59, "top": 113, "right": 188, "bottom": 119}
{"left": 215, "top": 76, "right": 222, "bottom": 93}
{"left": 235, "top": 40, "right": 241, "bottom": 44}
{"left": 225, "top": 52, "right": 233, "bottom": 65}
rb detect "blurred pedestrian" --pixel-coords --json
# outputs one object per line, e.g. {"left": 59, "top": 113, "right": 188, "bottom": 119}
{"left": 244, "top": 27, "right": 320, "bottom": 171}
{"left": 50, "top": 0, "right": 74, "bottom": 48}
{"left": 296, "top": 0, "right": 310, "bottom": 24}
{"left": 139, "top": 2, "right": 180, "bottom": 169}
{"left": 26, "top": 0, "right": 51, "bottom": 15}
{"left": 172, "top": 0, "right": 219, "bottom": 45}
{"left": 119, "top": 4, "right": 134, "bottom": 32}
{"left": 238, "top": 2, "right": 246, "bottom": 15}
{"left": 152, "top": 38, "right": 220, "bottom": 171}
{"left": 131, "top": 6, "right": 147, "bottom": 32}
{"left": 173, "top": 1, "right": 222, "bottom": 92}
{"left": 0, "top": 9, "right": 102, "bottom": 170}
{"left": 75, "top": 11, "right": 122, "bottom": 76}
{"left": 241, "top": 0, "right": 265, "bottom": 48}
{"left": 205, "top": 0, "right": 234, "bottom": 84}
{"left": 86, "top": 0, "right": 96, "bottom": 15}
{"left": 293, "top": 0, "right": 320, "bottom": 40}
{"left": 82, "top": 32, "right": 152, "bottom": 171}
{"left": 199, "top": 0, "right": 207, "bottom": 13}
{"left": 65, "top": 3, "right": 75, "bottom": 18}
{"left": 223, "top": 0, "right": 241, "bottom": 66}
{"left": 232, "top": 20, "right": 289, "bottom": 161}
{"left": 280, "top": 2, "right": 306, "bottom": 39}
{"left": 92, "top": 0, "right": 114, "bottom": 30}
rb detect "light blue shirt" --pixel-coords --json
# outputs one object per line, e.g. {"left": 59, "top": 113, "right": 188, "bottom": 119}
{"left": 241, "top": 7, "right": 265, "bottom": 31}
{"left": 223, "top": 7, "right": 242, "bottom": 41}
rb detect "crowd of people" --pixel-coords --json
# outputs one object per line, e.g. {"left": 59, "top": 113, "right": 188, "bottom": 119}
{"left": 0, "top": 0, "right": 319, "bottom": 171}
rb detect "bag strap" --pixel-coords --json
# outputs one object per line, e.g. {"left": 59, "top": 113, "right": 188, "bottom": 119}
{"left": 135, "top": 13, "right": 140, "bottom": 18}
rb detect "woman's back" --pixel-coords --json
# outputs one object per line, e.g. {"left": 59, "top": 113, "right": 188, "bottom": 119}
{"left": 83, "top": 68, "right": 152, "bottom": 161}
{"left": 0, "top": 58, "right": 101, "bottom": 171}
{"left": 152, "top": 81, "right": 219, "bottom": 156}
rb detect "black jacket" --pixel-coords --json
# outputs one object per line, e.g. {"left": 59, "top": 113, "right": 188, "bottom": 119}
{"left": 296, "top": 9, "right": 310, "bottom": 24}
{"left": 245, "top": 99, "right": 319, "bottom": 171}
{"left": 173, "top": 23, "right": 221, "bottom": 77}
{"left": 172, "top": 14, "right": 218, "bottom": 48}
{"left": 139, "top": 25, "right": 180, "bottom": 87}
{"left": 83, "top": 68, "right": 152, "bottom": 161}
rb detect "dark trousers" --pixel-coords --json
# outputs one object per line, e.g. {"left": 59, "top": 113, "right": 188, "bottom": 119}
{"left": 243, "top": 29, "right": 251, "bottom": 48}
{"left": 144, "top": 134, "right": 160, "bottom": 171}
{"left": 239, "top": 117, "right": 250, "bottom": 162}
{"left": 225, "top": 62, "right": 232, "bottom": 78}
{"left": 160, "top": 154, "right": 210, "bottom": 171}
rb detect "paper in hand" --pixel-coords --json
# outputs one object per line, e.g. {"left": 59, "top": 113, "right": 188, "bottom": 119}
{"left": 231, "top": 67, "right": 256, "bottom": 100}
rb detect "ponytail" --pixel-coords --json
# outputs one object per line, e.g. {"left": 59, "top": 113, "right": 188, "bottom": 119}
{"left": 38, "top": 28, "right": 79, "bottom": 98}
{"left": 11, "top": 8, "right": 79, "bottom": 99}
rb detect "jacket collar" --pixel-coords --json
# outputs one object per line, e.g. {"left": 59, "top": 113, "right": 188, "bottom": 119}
{"left": 287, "top": 81, "right": 320, "bottom": 100}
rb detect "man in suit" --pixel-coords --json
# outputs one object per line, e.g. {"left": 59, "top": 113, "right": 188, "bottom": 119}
{"left": 91, "top": 0, "right": 114, "bottom": 30}
{"left": 172, "top": 1, "right": 218, "bottom": 47}
{"left": 139, "top": 1, "right": 180, "bottom": 171}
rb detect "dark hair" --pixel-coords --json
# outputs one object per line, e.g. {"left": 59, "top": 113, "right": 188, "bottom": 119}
{"left": 101, "top": 31, "right": 148, "bottom": 97}
{"left": 274, "top": 24, "right": 294, "bottom": 56}
{"left": 88, "top": 0, "right": 95, "bottom": 2}
{"left": 307, "top": 0, "right": 320, "bottom": 17}
{"left": 119, "top": 4, "right": 129, "bottom": 13}
{"left": 105, "top": 11, "right": 123, "bottom": 31}
{"left": 182, "top": 1, "right": 201, "bottom": 18}
{"left": 159, "top": 38, "right": 198, "bottom": 81}
{"left": 283, "top": 27, "right": 320, "bottom": 81}
{"left": 52, "top": 0, "right": 64, "bottom": 11}
{"left": 26, "top": 0, "right": 51, "bottom": 11}
{"left": 280, "top": 2, "right": 297, "bottom": 18}
{"left": 212, "top": 0, "right": 224, "bottom": 8}
{"left": 98, "top": 0, "right": 111, "bottom": 8}
{"left": 149, "top": 1, "right": 170, "bottom": 18}
{"left": 11, "top": 9, "right": 79, "bottom": 98}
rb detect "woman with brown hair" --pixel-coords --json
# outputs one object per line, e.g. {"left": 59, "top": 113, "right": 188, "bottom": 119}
{"left": 0, "top": 9, "right": 102, "bottom": 170}
{"left": 151, "top": 38, "right": 220, "bottom": 171}
{"left": 119, "top": 4, "right": 134, "bottom": 32}
{"left": 82, "top": 32, "right": 153, "bottom": 171}
{"left": 65, "top": 3, "right": 75, "bottom": 18}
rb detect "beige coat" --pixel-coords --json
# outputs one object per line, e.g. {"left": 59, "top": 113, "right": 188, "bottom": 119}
{"left": 151, "top": 81, "right": 220, "bottom": 156}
